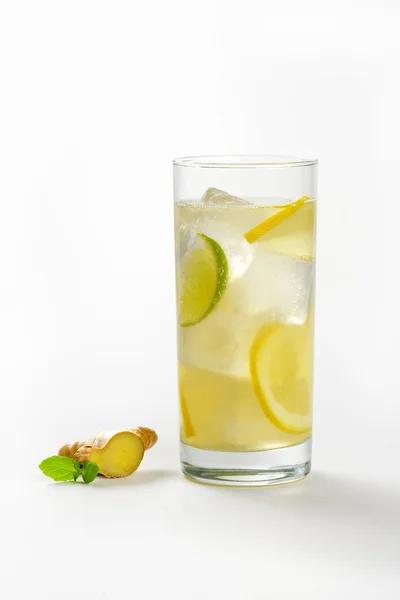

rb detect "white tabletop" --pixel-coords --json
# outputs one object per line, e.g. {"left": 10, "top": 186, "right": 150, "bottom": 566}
{"left": 4, "top": 405, "right": 400, "bottom": 600}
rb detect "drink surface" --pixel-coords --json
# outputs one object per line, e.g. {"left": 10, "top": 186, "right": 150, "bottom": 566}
{"left": 175, "top": 188, "right": 316, "bottom": 452}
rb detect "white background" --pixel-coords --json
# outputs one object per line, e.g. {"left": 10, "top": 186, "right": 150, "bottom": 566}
{"left": 1, "top": 1, "right": 399, "bottom": 598}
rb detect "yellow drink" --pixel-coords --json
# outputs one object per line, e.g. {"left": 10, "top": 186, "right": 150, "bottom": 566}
{"left": 175, "top": 189, "right": 316, "bottom": 455}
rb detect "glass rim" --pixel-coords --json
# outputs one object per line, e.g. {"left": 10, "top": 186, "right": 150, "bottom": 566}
{"left": 173, "top": 155, "right": 318, "bottom": 169}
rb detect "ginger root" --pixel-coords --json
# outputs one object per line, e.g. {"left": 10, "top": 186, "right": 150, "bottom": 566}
{"left": 58, "top": 427, "right": 157, "bottom": 478}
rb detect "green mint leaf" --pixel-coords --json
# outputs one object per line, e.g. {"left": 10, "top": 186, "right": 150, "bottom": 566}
{"left": 39, "top": 456, "right": 80, "bottom": 482}
{"left": 82, "top": 461, "right": 99, "bottom": 484}
{"left": 72, "top": 460, "right": 82, "bottom": 481}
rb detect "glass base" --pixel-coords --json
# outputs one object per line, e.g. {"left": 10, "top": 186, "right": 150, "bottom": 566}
{"left": 180, "top": 438, "right": 311, "bottom": 487}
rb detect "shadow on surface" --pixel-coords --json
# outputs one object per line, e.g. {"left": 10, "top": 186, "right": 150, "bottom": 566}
{"left": 213, "top": 472, "right": 400, "bottom": 570}
{"left": 94, "top": 468, "right": 179, "bottom": 487}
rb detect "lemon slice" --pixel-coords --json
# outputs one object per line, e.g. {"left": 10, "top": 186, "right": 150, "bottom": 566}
{"left": 255, "top": 201, "right": 316, "bottom": 259}
{"left": 179, "top": 385, "right": 195, "bottom": 438}
{"left": 244, "top": 196, "right": 310, "bottom": 244}
{"left": 179, "top": 233, "right": 228, "bottom": 327}
{"left": 249, "top": 321, "right": 313, "bottom": 433}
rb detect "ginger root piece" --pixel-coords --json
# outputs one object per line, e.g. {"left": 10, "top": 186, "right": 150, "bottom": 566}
{"left": 58, "top": 427, "right": 158, "bottom": 478}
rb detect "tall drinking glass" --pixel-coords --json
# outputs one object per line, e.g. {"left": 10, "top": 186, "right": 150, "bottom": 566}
{"left": 173, "top": 156, "right": 317, "bottom": 486}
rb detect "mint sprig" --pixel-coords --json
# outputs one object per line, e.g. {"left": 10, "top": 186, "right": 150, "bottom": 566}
{"left": 82, "top": 460, "right": 99, "bottom": 484}
{"left": 39, "top": 456, "right": 81, "bottom": 482}
{"left": 39, "top": 456, "right": 99, "bottom": 484}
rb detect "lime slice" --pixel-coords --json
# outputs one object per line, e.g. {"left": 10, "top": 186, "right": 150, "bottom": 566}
{"left": 249, "top": 321, "right": 313, "bottom": 433}
{"left": 244, "top": 196, "right": 309, "bottom": 244}
{"left": 179, "top": 233, "right": 228, "bottom": 327}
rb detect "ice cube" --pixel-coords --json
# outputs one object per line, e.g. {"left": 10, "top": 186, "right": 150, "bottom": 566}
{"left": 175, "top": 202, "right": 201, "bottom": 261}
{"left": 176, "top": 199, "right": 254, "bottom": 279}
{"left": 196, "top": 214, "right": 254, "bottom": 279}
{"left": 231, "top": 246, "right": 315, "bottom": 324}
{"left": 178, "top": 305, "right": 263, "bottom": 378}
{"left": 202, "top": 187, "right": 250, "bottom": 206}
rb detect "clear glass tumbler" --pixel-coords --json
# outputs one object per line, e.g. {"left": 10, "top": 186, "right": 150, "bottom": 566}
{"left": 173, "top": 156, "right": 317, "bottom": 486}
